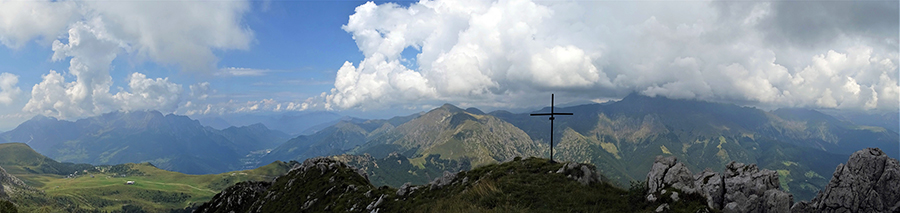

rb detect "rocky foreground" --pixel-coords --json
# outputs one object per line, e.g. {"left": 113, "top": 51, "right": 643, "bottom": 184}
{"left": 648, "top": 147, "right": 900, "bottom": 213}
{"left": 195, "top": 156, "right": 671, "bottom": 212}
{"left": 193, "top": 148, "right": 900, "bottom": 213}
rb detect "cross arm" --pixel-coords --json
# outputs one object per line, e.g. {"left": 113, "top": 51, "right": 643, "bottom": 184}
{"left": 530, "top": 113, "right": 574, "bottom": 116}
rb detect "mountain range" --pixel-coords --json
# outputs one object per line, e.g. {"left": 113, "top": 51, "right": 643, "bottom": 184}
{"left": 195, "top": 111, "right": 343, "bottom": 135}
{"left": 260, "top": 94, "right": 898, "bottom": 200}
{"left": 0, "top": 94, "right": 896, "bottom": 201}
{"left": 0, "top": 111, "right": 289, "bottom": 174}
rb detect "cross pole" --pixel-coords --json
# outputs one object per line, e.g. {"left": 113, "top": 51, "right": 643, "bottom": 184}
{"left": 530, "top": 94, "right": 573, "bottom": 163}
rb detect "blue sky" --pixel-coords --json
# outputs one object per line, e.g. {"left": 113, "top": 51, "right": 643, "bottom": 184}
{"left": 0, "top": 0, "right": 896, "bottom": 130}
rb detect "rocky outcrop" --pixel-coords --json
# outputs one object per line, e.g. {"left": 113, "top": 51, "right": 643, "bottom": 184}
{"left": 556, "top": 162, "right": 603, "bottom": 186}
{"left": 193, "top": 181, "right": 271, "bottom": 213}
{"left": 0, "top": 165, "right": 30, "bottom": 199}
{"left": 791, "top": 148, "right": 900, "bottom": 213}
{"left": 646, "top": 155, "right": 792, "bottom": 213}
{"left": 195, "top": 157, "right": 386, "bottom": 213}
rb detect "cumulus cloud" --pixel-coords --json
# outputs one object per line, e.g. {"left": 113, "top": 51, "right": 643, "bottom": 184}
{"left": 82, "top": 1, "right": 252, "bottom": 71}
{"left": 0, "top": 0, "right": 79, "bottom": 48}
{"left": 189, "top": 82, "right": 212, "bottom": 100}
{"left": 0, "top": 73, "right": 21, "bottom": 105}
{"left": 326, "top": 0, "right": 898, "bottom": 111}
{"left": 4, "top": 0, "right": 254, "bottom": 119}
{"left": 113, "top": 73, "right": 183, "bottom": 112}
{"left": 178, "top": 98, "right": 318, "bottom": 116}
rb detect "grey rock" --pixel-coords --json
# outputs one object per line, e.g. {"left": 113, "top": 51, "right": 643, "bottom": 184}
{"left": 763, "top": 189, "right": 792, "bottom": 213}
{"left": 367, "top": 194, "right": 384, "bottom": 210}
{"left": 647, "top": 156, "right": 678, "bottom": 195}
{"left": 695, "top": 169, "right": 725, "bottom": 209}
{"left": 645, "top": 155, "right": 792, "bottom": 213}
{"left": 430, "top": 171, "right": 457, "bottom": 190}
{"left": 397, "top": 182, "right": 412, "bottom": 196}
{"left": 648, "top": 194, "right": 658, "bottom": 202}
{"left": 0, "top": 165, "right": 36, "bottom": 199}
{"left": 791, "top": 148, "right": 900, "bottom": 213}
{"left": 655, "top": 203, "right": 670, "bottom": 212}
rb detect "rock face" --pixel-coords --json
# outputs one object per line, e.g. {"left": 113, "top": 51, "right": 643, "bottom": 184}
{"left": 0, "top": 165, "right": 30, "bottom": 199}
{"left": 646, "top": 155, "right": 792, "bottom": 213}
{"left": 791, "top": 148, "right": 900, "bottom": 213}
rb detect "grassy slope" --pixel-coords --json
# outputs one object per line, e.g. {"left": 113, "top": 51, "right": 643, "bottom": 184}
{"left": 30, "top": 162, "right": 290, "bottom": 212}
{"left": 0, "top": 143, "right": 293, "bottom": 212}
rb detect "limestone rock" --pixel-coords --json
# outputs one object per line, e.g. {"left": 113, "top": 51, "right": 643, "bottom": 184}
{"left": 0, "top": 165, "right": 31, "bottom": 199}
{"left": 791, "top": 148, "right": 900, "bottom": 213}
{"left": 430, "top": 171, "right": 457, "bottom": 190}
{"left": 647, "top": 156, "right": 678, "bottom": 195}
{"left": 655, "top": 203, "right": 670, "bottom": 212}
{"left": 645, "top": 155, "right": 792, "bottom": 213}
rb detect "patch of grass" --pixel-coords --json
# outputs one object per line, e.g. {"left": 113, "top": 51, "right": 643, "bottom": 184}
{"left": 12, "top": 161, "right": 293, "bottom": 212}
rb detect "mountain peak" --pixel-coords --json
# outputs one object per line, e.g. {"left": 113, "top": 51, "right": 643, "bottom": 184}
{"left": 464, "top": 107, "right": 485, "bottom": 115}
{"left": 438, "top": 103, "right": 464, "bottom": 113}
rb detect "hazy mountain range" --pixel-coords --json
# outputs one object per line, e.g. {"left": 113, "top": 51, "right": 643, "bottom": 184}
{"left": 195, "top": 111, "right": 343, "bottom": 135}
{"left": 0, "top": 111, "right": 289, "bottom": 174}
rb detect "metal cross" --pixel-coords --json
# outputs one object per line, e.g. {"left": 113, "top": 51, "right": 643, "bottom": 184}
{"left": 530, "top": 94, "right": 573, "bottom": 163}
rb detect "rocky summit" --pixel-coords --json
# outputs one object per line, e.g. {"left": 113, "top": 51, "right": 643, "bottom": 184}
{"left": 791, "top": 148, "right": 900, "bottom": 213}
{"left": 646, "top": 155, "right": 793, "bottom": 213}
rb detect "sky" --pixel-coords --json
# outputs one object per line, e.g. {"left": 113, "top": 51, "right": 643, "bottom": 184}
{"left": 0, "top": 0, "right": 897, "bottom": 130}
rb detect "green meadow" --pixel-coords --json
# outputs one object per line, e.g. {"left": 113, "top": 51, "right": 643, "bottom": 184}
{"left": 2, "top": 142, "right": 293, "bottom": 212}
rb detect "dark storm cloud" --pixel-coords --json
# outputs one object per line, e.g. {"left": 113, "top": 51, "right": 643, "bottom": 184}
{"left": 760, "top": 1, "right": 898, "bottom": 49}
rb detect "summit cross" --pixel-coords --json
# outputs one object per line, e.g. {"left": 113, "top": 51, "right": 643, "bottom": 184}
{"left": 530, "top": 94, "right": 573, "bottom": 163}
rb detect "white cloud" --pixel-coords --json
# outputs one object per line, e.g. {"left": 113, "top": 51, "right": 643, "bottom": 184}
{"left": 83, "top": 1, "right": 253, "bottom": 71}
{"left": 5, "top": 0, "right": 254, "bottom": 119}
{"left": 216, "top": 67, "right": 269, "bottom": 77}
{"left": 178, "top": 97, "right": 317, "bottom": 116}
{"left": 325, "top": 0, "right": 898, "bottom": 111}
{"left": 0, "top": 73, "right": 22, "bottom": 105}
{"left": 190, "top": 82, "right": 211, "bottom": 100}
{"left": 113, "top": 73, "right": 183, "bottom": 112}
{"left": 0, "top": 0, "right": 79, "bottom": 48}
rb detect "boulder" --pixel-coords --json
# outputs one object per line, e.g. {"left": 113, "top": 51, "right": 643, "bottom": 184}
{"left": 429, "top": 171, "right": 457, "bottom": 190}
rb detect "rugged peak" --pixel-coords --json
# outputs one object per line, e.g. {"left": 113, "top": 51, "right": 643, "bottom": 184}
{"left": 792, "top": 148, "right": 900, "bottom": 213}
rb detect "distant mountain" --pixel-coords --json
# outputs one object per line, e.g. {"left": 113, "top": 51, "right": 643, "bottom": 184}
{"left": 196, "top": 111, "right": 343, "bottom": 135}
{"left": 221, "top": 123, "right": 291, "bottom": 153}
{"left": 0, "top": 111, "right": 289, "bottom": 174}
{"left": 355, "top": 104, "right": 545, "bottom": 166}
{"left": 258, "top": 112, "right": 421, "bottom": 165}
{"left": 819, "top": 109, "right": 900, "bottom": 134}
